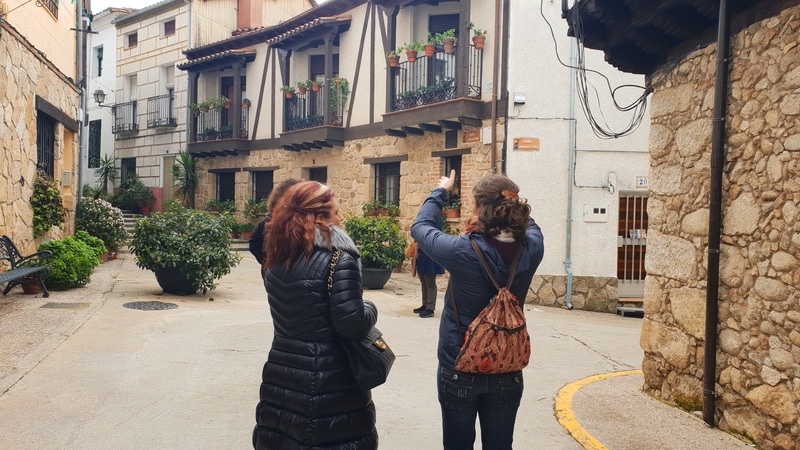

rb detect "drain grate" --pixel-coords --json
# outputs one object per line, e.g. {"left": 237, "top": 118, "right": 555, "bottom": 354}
{"left": 123, "top": 301, "right": 178, "bottom": 311}
{"left": 41, "top": 302, "right": 90, "bottom": 310}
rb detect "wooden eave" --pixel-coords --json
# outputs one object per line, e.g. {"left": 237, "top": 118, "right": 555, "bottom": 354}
{"left": 565, "top": 0, "right": 800, "bottom": 75}
{"left": 279, "top": 126, "right": 346, "bottom": 150}
{"left": 266, "top": 16, "right": 352, "bottom": 51}
{"left": 381, "top": 98, "right": 493, "bottom": 137}
{"left": 187, "top": 139, "right": 251, "bottom": 158}
{"left": 177, "top": 51, "right": 256, "bottom": 72}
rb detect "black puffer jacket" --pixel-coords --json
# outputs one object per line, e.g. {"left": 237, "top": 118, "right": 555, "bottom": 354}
{"left": 253, "top": 239, "right": 379, "bottom": 449}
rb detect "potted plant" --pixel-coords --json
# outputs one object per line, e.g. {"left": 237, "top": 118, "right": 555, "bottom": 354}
{"left": 361, "top": 200, "right": 399, "bottom": 217}
{"left": 94, "top": 154, "right": 118, "bottom": 195}
{"left": 439, "top": 29, "right": 457, "bottom": 54}
{"left": 241, "top": 98, "right": 251, "bottom": 108}
{"left": 443, "top": 196, "right": 461, "bottom": 218}
{"left": 386, "top": 49, "right": 401, "bottom": 67}
{"left": 467, "top": 22, "right": 487, "bottom": 49}
{"left": 205, "top": 198, "right": 221, "bottom": 212}
{"left": 219, "top": 199, "right": 236, "bottom": 213}
{"left": 328, "top": 78, "right": 350, "bottom": 125}
{"left": 280, "top": 85, "right": 295, "bottom": 99}
{"left": 31, "top": 170, "right": 66, "bottom": 238}
{"left": 244, "top": 197, "right": 268, "bottom": 222}
{"left": 129, "top": 203, "right": 242, "bottom": 295}
{"left": 311, "top": 79, "right": 322, "bottom": 92}
{"left": 219, "top": 124, "right": 233, "bottom": 139}
{"left": 238, "top": 221, "right": 255, "bottom": 239}
{"left": 38, "top": 232, "right": 103, "bottom": 290}
{"left": 76, "top": 197, "right": 128, "bottom": 254}
{"left": 296, "top": 80, "right": 311, "bottom": 95}
{"left": 424, "top": 32, "right": 439, "bottom": 57}
{"left": 172, "top": 150, "right": 197, "bottom": 208}
{"left": 202, "top": 127, "right": 218, "bottom": 140}
{"left": 344, "top": 215, "right": 406, "bottom": 289}
{"left": 405, "top": 41, "right": 423, "bottom": 62}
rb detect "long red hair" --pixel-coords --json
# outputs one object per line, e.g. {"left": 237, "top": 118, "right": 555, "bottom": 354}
{"left": 264, "top": 181, "right": 335, "bottom": 270}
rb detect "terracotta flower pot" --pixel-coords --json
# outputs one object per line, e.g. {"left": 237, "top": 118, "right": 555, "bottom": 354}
{"left": 443, "top": 208, "right": 460, "bottom": 219}
{"left": 284, "top": 91, "right": 294, "bottom": 99}
{"left": 423, "top": 44, "right": 436, "bottom": 57}
{"left": 472, "top": 35, "right": 486, "bottom": 50}
{"left": 405, "top": 50, "right": 418, "bottom": 62}
{"left": 298, "top": 86, "right": 307, "bottom": 95}
{"left": 387, "top": 54, "right": 400, "bottom": 67}
{"left": 443, "top": 39, "right": 455, "bottom": 54}
{"left": 21, "top": 282, "right": 41, "bottom": 295}
{"left": 311, "top": 81, "right": 321, "bottom": 92}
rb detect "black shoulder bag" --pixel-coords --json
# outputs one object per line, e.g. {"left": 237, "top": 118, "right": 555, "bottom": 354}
{"left": 328, "top": 249, "right": 396, "bottom": 390}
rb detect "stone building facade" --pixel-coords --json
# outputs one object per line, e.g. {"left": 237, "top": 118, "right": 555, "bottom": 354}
{"left": 0, "top": 19, "right": 80, "bottom": 255}
{"left": 641, "top": 6, "right": 800, "bottom": 448}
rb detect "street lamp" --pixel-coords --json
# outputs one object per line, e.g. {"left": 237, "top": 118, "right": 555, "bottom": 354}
{"left": 93, "top": 89, "right": 113, "bottom": 109}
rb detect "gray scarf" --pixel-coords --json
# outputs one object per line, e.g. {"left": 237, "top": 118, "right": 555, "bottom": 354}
{"left": 315, "top": 224, "right": 359, "bottom": 257}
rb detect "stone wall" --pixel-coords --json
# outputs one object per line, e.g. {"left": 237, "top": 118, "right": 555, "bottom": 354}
{"left": 641, "top": 7, "right": 800, "bottom": 449}
{"left": 196, "top": 120, "right": 500, "bottom": 234}
{"left": 528, "top": 275, "right": 619, "bottom": 312}
{"left": 0, "top": 19, "right": 79, "bottom": 255}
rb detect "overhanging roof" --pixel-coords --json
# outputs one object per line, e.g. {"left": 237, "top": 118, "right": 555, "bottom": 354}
{"left": 266, "top": 16, "right": 351, "bottom": 51}
{"left": 177, "top": 51, "right": 256, "bottom": 72}
{"left": 565, "top": 0, "right": 800, "bottom": 75}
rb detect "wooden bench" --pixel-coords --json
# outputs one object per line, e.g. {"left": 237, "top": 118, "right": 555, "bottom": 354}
{"left": 0, "top": 235, "right": 53, "bottom": 298}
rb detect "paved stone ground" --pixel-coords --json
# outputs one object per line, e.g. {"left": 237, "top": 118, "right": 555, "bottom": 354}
{"left": 0, "top": 252, "right": 749, "bottom": 449}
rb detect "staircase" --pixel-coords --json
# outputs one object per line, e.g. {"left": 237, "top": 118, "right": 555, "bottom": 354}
{"left": 120, "top": 210, "right": 251, "bottom": 253}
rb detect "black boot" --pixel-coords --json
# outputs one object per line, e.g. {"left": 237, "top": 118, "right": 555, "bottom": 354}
{"left": 413, "top": 305, "right": 427, "bottom": 313}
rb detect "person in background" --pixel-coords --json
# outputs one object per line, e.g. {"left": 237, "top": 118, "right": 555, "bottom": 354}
{"left": 411, "top": 171, "right": 544, "bottom": 450}
{"left": 253, "top": 181, "right": 379, "bottom": 449}
{"left": 412, "top": 213, "right": 445, "bottom": 318}
{"left": 248, "top": 178, "right": 300, "bottom": 267}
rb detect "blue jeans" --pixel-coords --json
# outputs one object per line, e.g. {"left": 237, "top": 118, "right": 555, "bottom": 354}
{"left": 437, "top": 365, "right": 523, "bottom": 450}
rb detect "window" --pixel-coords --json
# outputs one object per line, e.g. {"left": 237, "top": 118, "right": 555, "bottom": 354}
{"left": 36, "top": 113, "right": 56, "bottom": 177}
{"left": 443, "top": 155, "right": 462, "bottom": 197}
{"left": 428, "top": 14, "right": 460, "bottom": 37}
{"left": 216, "top": 172, "right": 235, "bottom": 201}
{"left": 120, "top": 158, "right": 136, "bottom": 184}
{"left": 309, "top": 55, "right": 340, "bottom": 81}
{"left": 164, "top": 19, "right": 176, "bottom": 36}
{"left": 41, "top": 0, "right": 58, "bottom": 19}
{"left": 308, "top": 167, "right": 327, "bottom": 184}
{"left": 88, "top": 120, "right": 101, "bottom": 169}
{"left": 95, "top": 46, "right": 103, "bottom": 77}
{"left": 374, "top": 162, "right": 400, "bottom": 205}
{"left": 127, "top": 32, "right": 138, "bottom": 48}
{"left": 252, "top": 171, "right": 273, "bottom": 203}
{"left": 127, "top": 74, "right": 138, "bottom": 101}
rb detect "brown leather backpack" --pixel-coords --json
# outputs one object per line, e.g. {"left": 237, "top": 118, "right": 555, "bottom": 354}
{"left": 450, "top": 240, "right": 530, "bottom": 374}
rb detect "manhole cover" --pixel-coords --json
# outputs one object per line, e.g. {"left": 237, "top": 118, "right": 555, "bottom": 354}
{"left": 40, "top": 302, "right": 90, "bottom": 310}
{"left": 122, "top": 301, "right": 178, "bottom": 311}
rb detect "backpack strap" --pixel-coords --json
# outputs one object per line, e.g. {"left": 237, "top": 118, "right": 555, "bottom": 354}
{"left": 470, "top": 240, "right": 523, "bottom": 290}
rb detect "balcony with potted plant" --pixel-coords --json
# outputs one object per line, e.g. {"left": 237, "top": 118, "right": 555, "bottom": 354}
{"left": 188, "top": 95, "right": 250, "bottom": 153}
{"left": 383, "top": 23, "right": 486, "bottom": 138}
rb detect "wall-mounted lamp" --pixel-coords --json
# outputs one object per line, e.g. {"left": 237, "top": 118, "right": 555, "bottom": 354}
{"left": 93, "top": 89, "right": 114, "bottom": 109}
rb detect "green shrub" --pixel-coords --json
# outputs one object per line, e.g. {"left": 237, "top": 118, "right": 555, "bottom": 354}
{"left": 76, "top": 197, "right": 128, "bottom": 251}
{"left": 344, "top": 215, "right": 406, "bottom": 269}
{"left": 31, "top": 171, "right": 65, "bottom": 237}
{"left": 74, "top": 230, "right": 106, "bottom": 258}
{"left": 129, "top": 203, "right": 242, "bottom": 294}
{"left": 39, "top": 235, "right": 101, "bottom": 290}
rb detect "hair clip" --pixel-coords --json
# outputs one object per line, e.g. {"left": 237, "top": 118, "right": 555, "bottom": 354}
{"left": 501, "top": 190, "right": 518, "bottom": 199}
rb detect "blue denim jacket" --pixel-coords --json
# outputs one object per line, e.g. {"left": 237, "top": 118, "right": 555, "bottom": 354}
{"left": 411, "top": 187, "right": 544, "bottom": 369}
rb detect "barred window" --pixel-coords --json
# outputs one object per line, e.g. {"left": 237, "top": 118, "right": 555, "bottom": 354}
{"left": 36, "top": 113, "right": 56, "bottom": 177}
{"left": 40, "top": 0, "right": 58, "bottom": 19}
{"left": 308, "top": 167, "right": 327, "bottom": 184}
{"left": 217, "top": 173, "right": 235, "bottom": 202}
{"left": 88, "top": 120, "right": 101, "bottom": 168}
{"left": 252, "top": 171, "right": 273, "bottom": 203}
{"left": 373, "top": 162, "right": 400, "bottom": 205}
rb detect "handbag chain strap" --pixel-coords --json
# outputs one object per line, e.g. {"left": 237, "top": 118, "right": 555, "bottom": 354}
{"left": 449, "top": 240, "right": 524, "bottom": 345}
{"left": 327, "top": 248, "right": 343, "bottom": 298}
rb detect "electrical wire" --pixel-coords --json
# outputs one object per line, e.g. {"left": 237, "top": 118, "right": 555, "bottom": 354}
{"left": 540, "top": 0, "right": 651, "bottom": 139}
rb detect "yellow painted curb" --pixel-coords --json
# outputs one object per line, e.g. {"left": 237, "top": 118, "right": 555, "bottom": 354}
{"left": 555, "top": 369, "right": 643, "bottom": 450}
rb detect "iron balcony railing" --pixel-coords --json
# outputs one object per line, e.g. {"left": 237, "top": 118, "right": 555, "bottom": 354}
{"left": 192, "top": 107, "right": 249, "bottom": 142}
{"left": 147, "top": 94, "right": 177, "bottom": 128}
{"left": 391, "top": 44, "right": 483, "bottom": 111}
{"left": 112, "top": 100, "right": 138, "bottom": 133}
{"left": 284, "top": 81, "right": 349, "bottom": 132}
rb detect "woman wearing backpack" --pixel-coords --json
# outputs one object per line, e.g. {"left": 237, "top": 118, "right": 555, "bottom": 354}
{"left": 411, "top": 171, "right": 544, "bottom": 450}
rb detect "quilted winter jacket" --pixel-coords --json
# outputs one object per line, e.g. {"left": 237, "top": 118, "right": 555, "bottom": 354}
{"left": 253, "top": 244, "right": 379, "bottom": 450}
{"left": 411, "top": 187, "right": 545, "bottom": 370}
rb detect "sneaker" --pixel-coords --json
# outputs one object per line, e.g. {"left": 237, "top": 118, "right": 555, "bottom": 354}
{"left": 419, "top": 309, "right": 434, "bottom": 318}
{"left": 413, "top": 306, "right": 427, "bottom": 313}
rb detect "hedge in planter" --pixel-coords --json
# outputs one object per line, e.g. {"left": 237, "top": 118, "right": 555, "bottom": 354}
{"left": 344, "top": 215, "right": 406, "bottom": 269}
{"left": 129, "top": 203, "right": 242, "bottom": 295}
{"left": 38, "top": 234, "right": 102, "bottom": 290}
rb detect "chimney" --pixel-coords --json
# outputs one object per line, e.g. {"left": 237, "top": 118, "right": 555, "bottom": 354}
{"left": 238, "top": 0, "right": 263, "bottom": 30}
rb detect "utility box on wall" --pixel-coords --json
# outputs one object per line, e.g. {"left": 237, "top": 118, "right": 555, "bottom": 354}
{"left": 583, "top": 205, "right": 609, "bottom": 222}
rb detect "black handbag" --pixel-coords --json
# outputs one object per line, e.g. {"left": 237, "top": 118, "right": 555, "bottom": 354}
{"left": 328, "top": 249, "right": 396, "bottom": 390}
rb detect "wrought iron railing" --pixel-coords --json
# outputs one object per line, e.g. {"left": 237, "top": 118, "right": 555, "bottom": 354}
{"left": 146, "top": 94, "right": 177, "bottom": 128}
{"left": 192, "top": 107, "right": 249, "bottom": 142}
{"left": 284, "top": 81, "right": 349, "bottom": 132}
{"left": 390, "top": 45, "right": 483, "bottom": 111}
{"left": 112, "top": 100, "right": 138, "bottom": 133}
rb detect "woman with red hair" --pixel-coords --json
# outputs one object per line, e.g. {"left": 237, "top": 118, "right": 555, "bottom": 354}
{"left": 253, "top": 181, "right": 379, "bottom": 449}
